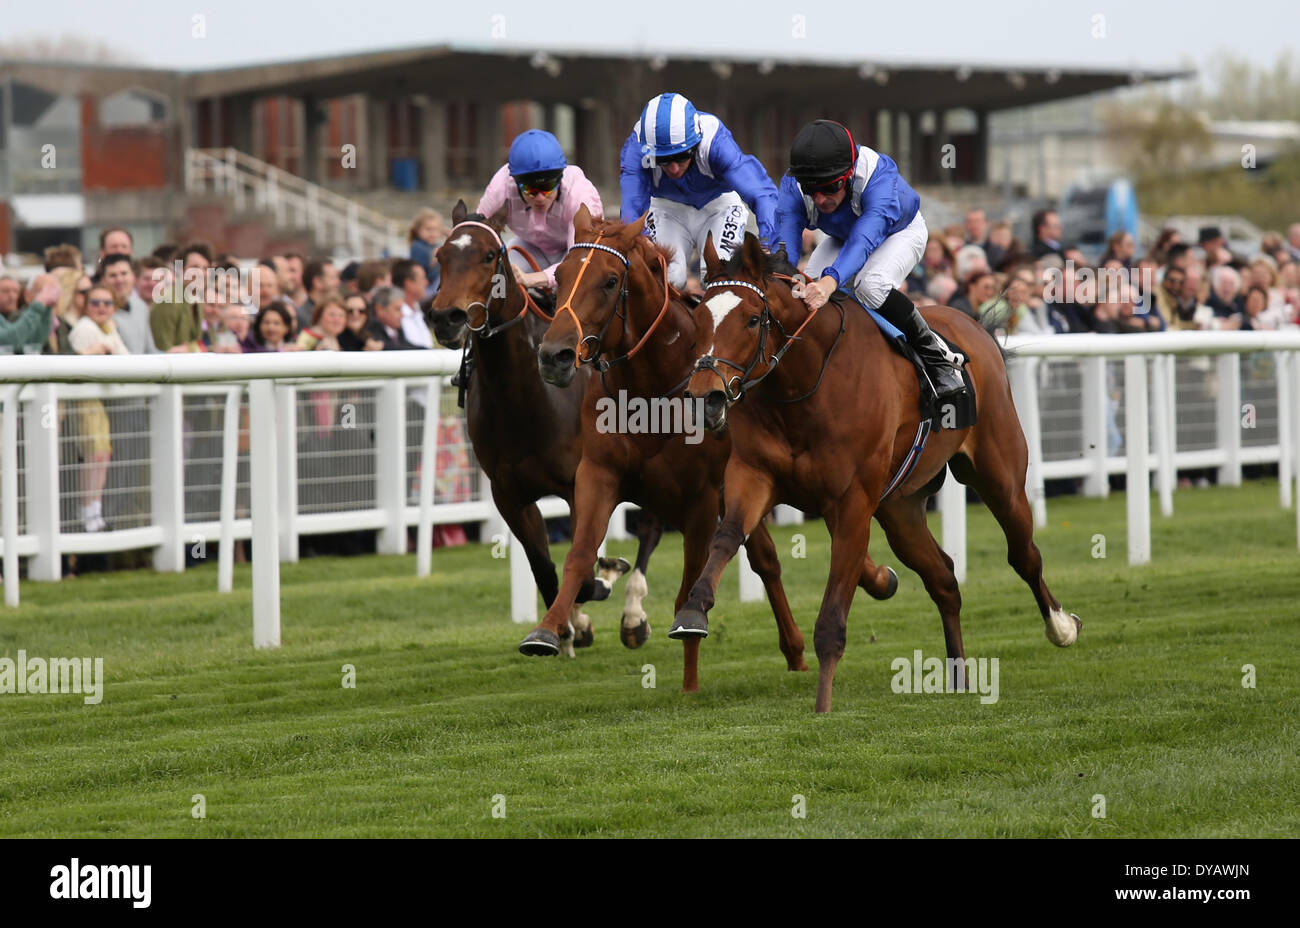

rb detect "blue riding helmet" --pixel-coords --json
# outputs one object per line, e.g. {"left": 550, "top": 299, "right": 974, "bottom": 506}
{"left": 508, "top": 129, "right": 567, "bottom": 177}
{"left": 636, "top": 92, "right": 702, "bottom": 159}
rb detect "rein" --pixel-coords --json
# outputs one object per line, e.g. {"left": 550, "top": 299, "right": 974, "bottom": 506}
{"left": 554, "top": 236, "right": 677, "bottom": 374}
{"left": 691, "top": 272, "right": 845, "bottom": 404}
{"left": 448, "top": 220, "right": 554, "bottom": 340}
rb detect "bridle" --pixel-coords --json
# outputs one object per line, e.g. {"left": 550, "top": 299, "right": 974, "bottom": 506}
{"left": 446, "top": 220, "right": 554, "bottom": 340}
{"left": 553, "top": 233, "right": 675, "bottom": 374}
{"left": 692, "top": 272, "right": 845, "bottom": 404}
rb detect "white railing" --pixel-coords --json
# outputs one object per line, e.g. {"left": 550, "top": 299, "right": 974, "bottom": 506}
{"left": 3, "top": 335, "right": 1297, "bottom": 645}
{"left": 185, "top": 148, "right": 408, "bottom": 258}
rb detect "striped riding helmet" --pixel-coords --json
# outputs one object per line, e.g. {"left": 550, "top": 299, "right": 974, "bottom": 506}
{"left": 636, "top": 92, "right": 703, "bottom": 160}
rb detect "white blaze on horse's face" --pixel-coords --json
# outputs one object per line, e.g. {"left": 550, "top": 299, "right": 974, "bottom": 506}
{"left": 449, "top": 234, "right": 473, "bottom": 250}
{"left": 703, "top": 290, "right": 743, "bottom": 353}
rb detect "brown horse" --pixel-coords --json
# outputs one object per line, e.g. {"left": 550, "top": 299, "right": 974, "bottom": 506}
{"left": 428, "top": 201, "right": 664, "bottom": 653}
{"left": 521, "top": 206, "right": 806, "bottom": 690}
{"left": 679, "top": 232, "right": 1081, "bottom": 712}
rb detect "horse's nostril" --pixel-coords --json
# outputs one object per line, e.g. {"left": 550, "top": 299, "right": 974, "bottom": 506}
{"left": 448, "top": 309, "right": 467, "bottom": 327}
{"left": 549, "top": 348, "right": 575, "bottom": 368}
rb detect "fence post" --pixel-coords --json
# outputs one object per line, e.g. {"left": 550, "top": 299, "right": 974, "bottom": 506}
{"left": 275, "top": 384, "right": 299, "bottom": 562}
{"left": 249, "top": 379, "right": 280, "bottom": 648}
{"left": 738, "top": 543, "right": 763, "bottom": 602}
{"left": 1081, "top": 356, "right": 1109, "bottom": 497}
{"left": 1124, "top": 355, "right": 1151, "bottom": 566}
{"left": 416, "top": 377, "right": 441, "bottom": 578}
{"left": 1276, "top": 352, "right": 1292, "bottom": 511}
{"left": 606, "top": 503, "right": 631, "bottom": 542}
{"left": 773, "top": 505, "right": 803, "bottom": 525}
{"left": 3, "top": 386, "right": 19, "bottom": 607}
{"left": 1216, "top": 353, "right": 1242, "bottom": 487}
{"left": 940, "top": 465, "right": 967, "bottom": 583}
{"left": 151, "top": 385, "right": 186, "bottom": 572}
{"left": 217, "top": 386, "right": 241, "bottom": 594}
{"left": 1010, "top": 357, "right": 1047, "bottom": 527}
{"left": 25, "top": 384, "right": 61, "bottom": 581}
{"left": 375, "top": 379, "right": 408, "bottom": 555}
{"left": 1150, "top": 354, "right": 1174, "bottom": 518}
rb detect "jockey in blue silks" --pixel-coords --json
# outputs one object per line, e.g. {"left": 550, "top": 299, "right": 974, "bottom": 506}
{"left": 773, "top": 119, "right": 967, "bottom": 399}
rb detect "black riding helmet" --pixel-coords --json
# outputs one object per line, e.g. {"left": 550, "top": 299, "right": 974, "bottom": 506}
{"left": 789, "top": 119, "right": 857, "bottom": 185}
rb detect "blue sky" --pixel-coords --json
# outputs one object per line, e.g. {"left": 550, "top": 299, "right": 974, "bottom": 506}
{"left": 5, "top": 0, "right": 1295, "bottom": 74}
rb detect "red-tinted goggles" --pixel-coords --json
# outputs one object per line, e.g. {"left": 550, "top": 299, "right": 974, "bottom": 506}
{"left": 516, "top": 174, "right": 563, "bottom": 197}
{"left": 799, "top": 170, "right": 852, "bottom": 196}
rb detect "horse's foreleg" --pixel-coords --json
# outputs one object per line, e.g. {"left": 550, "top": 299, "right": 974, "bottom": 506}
{"left": 742, "top": 522, "right": 807, "bottom": 671}
{"left": 813, "top": 492, "right": 874, "bottom": 714}
{"left": 675, "top": 496, "right": 721, "bottom": 694}
{"left": 619, "top": 512, "right": 664, "bottom": 649}
{"left": 491, "top": 486, "right": 559, "bottom": 608}
{"left": 672, "top": 463, "right": 774, "bottom": 639}
{"left": 518, "top": 461, "right": 619, "bottom": 657}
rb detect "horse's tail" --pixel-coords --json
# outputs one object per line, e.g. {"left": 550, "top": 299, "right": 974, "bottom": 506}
{"left": 977, "top": 306, "right": 1013, "bottom": 367}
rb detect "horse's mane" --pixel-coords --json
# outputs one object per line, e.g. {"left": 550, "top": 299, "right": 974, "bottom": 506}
{"left": 585, "top": 216, "right": 676, "bottom": 273}
{"left": 717, "top": 244, "right": 800, "bottom": 282}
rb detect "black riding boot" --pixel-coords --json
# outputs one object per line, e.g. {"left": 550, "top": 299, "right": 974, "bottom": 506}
{"left": 875, "top": 287, "right": 967, "bottom": 400}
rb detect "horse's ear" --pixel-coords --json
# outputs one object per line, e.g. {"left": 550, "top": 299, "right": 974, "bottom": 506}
{"left": 703, "top": 232, "right": 722, "bottom": 278}
{"left": 620, "top": 212, "right": 647, "bottom": 242}
{"left": 574, "top": 203, "right": 594, "bottom": 235}
{"left": 488, "top": 206, "right": 507, "bottom": 234}
{"left": 741, "top": 232, "right": 766, "bottom": 275}
{"left": 452, "top": 199, "right": 468, "bottom": 226}
{"left": 772, "top": 243, "right": 790, "bottom": 268}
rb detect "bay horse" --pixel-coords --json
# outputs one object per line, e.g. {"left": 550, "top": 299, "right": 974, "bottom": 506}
{"left": 521, "top": 206, "right": 806, "bottom": 691}
{"left": 429, "top": 201, "right": 665, "bottom": 654}
{"left": 679, "top": 232, "right": 1081, "bottom": 713}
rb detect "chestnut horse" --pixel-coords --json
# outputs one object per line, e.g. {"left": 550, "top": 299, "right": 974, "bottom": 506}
{"left": 680, "top": 233, "right": 1081, "bottom": 713}
{"left": 521, "top": 206, "right": 806, "bottom": 691}
{"left": 429, "top": 201, "right": 664, "bottom": 654}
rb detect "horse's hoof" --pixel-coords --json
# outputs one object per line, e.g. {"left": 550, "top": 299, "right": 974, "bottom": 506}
{"left": 669, "top": 609, "right": 709, "bottom": 640}
{"left": 1044, "top": 607, "right": 1080, "bottom": 647}
{"left": 871, "top": 566, "right": 899, "bottom": 601}
{"left": 574, "top": 624, "right": 595, "bottom": 649}
{"left": 597, "top": 556, "right": 632, "bottom": 577}
{"left": 620, "top": 619, "right": 650, "bottom": 649}
{"left": 519, "top": 628, "right": 561, "bottom": 656}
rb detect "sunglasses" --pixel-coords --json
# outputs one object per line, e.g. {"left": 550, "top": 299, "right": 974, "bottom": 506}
{"left": 799, "top": 173, "right": 851, "bottom": 196}
{"left": 516, "top": 175, "right": 562, "bottom": 197}
{"left": 661, "top": 150, "right": 695, "bottom": 166}
{"left": 346, "top": 307, "right": 368, "bottom": 316}
{"left": 76, "top": 289, "right": 91, "bottom": 297}
{"left": 87, "top": 298, "right": 114, "bottom": 307}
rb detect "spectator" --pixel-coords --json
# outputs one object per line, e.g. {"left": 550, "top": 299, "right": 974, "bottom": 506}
{"left": 218, "top": 305, "right": 251, "bottom": 352}
{"left": 0, "top": 276, "right": 58, "bottom": 350}
{"left": 1152, "top": 264, "right": 1184, "bottom": 324}
{"left": 1165, "top": 243, "right": 1192, "bottom": 272}
{"left": 297, "top": 295, "right": 348, "bottom": 351}
{"left": 97, "top": 226, "right": 133, "bottom": 265}
{"left": 338, "top": 293, "right": 385, "bottom": 351}
{"left": 1198, "top": 226, "right": 1227, "bottom": 264}
{"left": 1150, "top": 227, "right": 1182, "bottom": 265}
{"left": 275, "top": 253, "right": 307, "bottom": 313}
{"left": 925, "top": 273, "right": 958, "bottom": 307}
{"left": 68, "top": 283, "right": 129, "bottom": 533}
{"left": 1239, "top": 285, "right": 1285, "bottom": 330}
{"left": 408, "top": 208, "right": 446, "bottom": 293}
{"left": 297, "top": 258, "right": 339, "bottom": 332}
{"left": 951, "top": 269, "right": 997, "bottom": 319}
{"left": 1101, "top": 230, "right": 1136, "bottom": 268}
{"left": 369, "top": 286, "right": 419, "bottom": 350}
{"left": 151, "top": 243, "right": 179, "bottom": 263}
{"left": 44, "top": 243, "right": 83, "bottom": 273}
{"left": 1287, "top": 223, "right": 1300, "bottom": 263}
{"left": 45, "top": 268, "right": 89, "bottom": 354}
{"left": 917, "top": 235, "right": 955, "bottom": 290}
{"left": 1031, "top": 209, "right": 1064, "bottom": 259}
{"left": 255, "top": 259, "right": 281, "bottom": 309}
{"left": 1246, "top": 256, "right": 1284, "bottom": 310}
{"left": 986, "top": 220, "right": 1015, "bottom": 268}
{"left": 964, "top": 208, "right": 989, "bottom": 250}
{"left": 941, "top": 224, "right": 965, "bottom": 256}
{"left": 1207, "top": 265, "right": 1243, "bottom": 318}
{"left": 135, "top": 256, "right": 170, "bottom": 305}
{"left": 248, "top": 302, "right": 299, "bottom": 352}
{"left": 1006, "top": 265, "right": 1053, "bottom": 335}
{"left": 100, "top": 254, "right": 158, "bottom": 355}
{"left": 340, "top": 261, "right": 361, "bottom": 296}
{"left": 150, "top": 243, "right": 211, "bottom": 352}
{"left": 356, "top": 258, "right": 392, "bottom": 295}
{"left": 0, "top": 275, "right": 20, "bottom": 320}
{"left": 392, "top": 259, "right": 433, "bottom": 348}
{"left": 953, "top": 244, "right": 990, "bottom": 288}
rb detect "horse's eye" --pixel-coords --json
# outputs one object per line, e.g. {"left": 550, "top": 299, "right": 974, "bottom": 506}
{"left": 483, "top": 250, "right": 496, "bottom": 264}
{"left": 747, "top": 314, "right": 760, "bottom": 329}
{"left": 604, "top": 275, "right": 618, "bottom": 289}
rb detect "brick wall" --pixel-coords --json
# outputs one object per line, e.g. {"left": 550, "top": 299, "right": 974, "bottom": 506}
{"left": 80, "top": 98, "right": 170, "bottom": 191}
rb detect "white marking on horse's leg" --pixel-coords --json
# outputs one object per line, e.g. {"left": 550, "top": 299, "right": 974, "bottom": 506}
{"left": 449, "top": 233, "right": 473, "bottom": 249}
{"left": 594, "top": 557, "right": 630, "bottom": 596}
{"left": 1044, "top": 606, "right": 1080, "bottom": 647}
{"left": 562, "top": 617, "right": 577, "bottom": 658}
{"left": 622, "top": 568, "right": 648, "bottom": 629}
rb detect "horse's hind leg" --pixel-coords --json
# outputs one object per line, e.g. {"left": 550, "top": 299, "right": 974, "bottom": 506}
{"left": 874, "top": 494, "right": 967, "bottom": 687}
{"left": 619, "top": 511, "right": 664, "bottom": 649}
{"left": 741, "top": 522, "right": 807, "bottom": 671}
{"left": 492, "top": 488, "right": 559, "bottom": 608}
{"left": 948, "top": 450, "right": 1079, "bottom": 646}
{"left": 676, "top": 496, "right": 721, "bottom": 693}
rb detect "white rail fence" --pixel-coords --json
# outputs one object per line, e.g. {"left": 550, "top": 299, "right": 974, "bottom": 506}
{"left": 2, "top": 334, "right": 1298, "bottom": 645}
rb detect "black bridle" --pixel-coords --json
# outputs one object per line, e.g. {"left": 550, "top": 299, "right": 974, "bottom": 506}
{"left": 691, "top": 275, "right": 846, "bottom": 404}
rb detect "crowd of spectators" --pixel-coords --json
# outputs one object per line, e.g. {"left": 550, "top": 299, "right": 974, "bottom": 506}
{"left": 900, "top": 209, "right": 1300, "bottom": 336}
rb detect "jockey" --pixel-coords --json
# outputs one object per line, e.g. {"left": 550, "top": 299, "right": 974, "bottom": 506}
{"left": 774, "top": 119, "right": 967, "bottom": 399}
{"left": 476, "top": 129, "right": 604, "bottom": 290}
{"left": 620, "top": 92, "right": 778, "bottom": 290}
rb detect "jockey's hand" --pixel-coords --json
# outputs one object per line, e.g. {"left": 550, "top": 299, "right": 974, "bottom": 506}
{"left": 517, "top": 270, "right": 550, "bottom": 289}
{"left": 802, "top": 276, "right": 837, "bottom": 311}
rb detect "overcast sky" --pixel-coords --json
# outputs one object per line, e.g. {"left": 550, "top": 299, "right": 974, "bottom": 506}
{"left": 5, "top": 0, "right": 1296, "bottom": 75}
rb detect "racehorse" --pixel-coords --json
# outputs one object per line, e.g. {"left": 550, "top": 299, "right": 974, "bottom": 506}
{"left": 521, "top": 206, "right": 806, "bottom": 691}
{"left": 429, "top": 201, "right": 665, "bottom": 654}
{"left": 679, "top": 232, "right": 1081, "bottom": 712}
